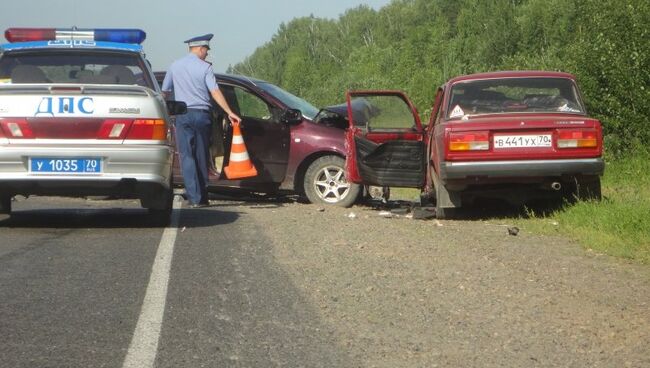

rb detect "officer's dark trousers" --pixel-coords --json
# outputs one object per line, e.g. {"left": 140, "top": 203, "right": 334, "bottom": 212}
{"left": 175, "top": 109, "right": 212, "bottom": 205}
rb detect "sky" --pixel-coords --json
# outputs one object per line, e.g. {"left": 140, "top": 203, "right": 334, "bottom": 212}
{"left": 1, "top": 0, "right": 392, "bottom": 72}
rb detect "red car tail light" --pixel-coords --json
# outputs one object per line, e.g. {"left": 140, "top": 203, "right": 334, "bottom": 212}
{"left": 449, "top": 131, "right": 490, "bottom": 151}
{"left": 557, "top": 129, "right": 598, "bottom": 148}
{"left": 0, "top": 118, "right": 34, "bottom": 138}
{"left": 125, "top": 119, "right": 167, "bottom": 140}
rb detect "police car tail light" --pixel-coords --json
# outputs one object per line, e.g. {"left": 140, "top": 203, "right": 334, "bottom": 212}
{"left": 449, "top": 131, "right": 490, "bottom": 151}
{"left": 98, "top": 120, "right": 132, "bottom": 139}
{"left": 5, "top": 28, "right": 146, "bottom": 44}
{"left": 126, "top": 119, "right": 167, "bottom": 140}
{"left": 0, "top": 118, "right": 33, "bottom": 138}
{"left": 557, "top": 129, "right": 598, "bottom": 148}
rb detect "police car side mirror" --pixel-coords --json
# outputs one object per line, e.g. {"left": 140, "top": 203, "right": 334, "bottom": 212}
{"left": 282, "top": 108, "right": 302, "bottom": 124}
{"left": 166, "top": 100, "right": 187, "bottom": 115}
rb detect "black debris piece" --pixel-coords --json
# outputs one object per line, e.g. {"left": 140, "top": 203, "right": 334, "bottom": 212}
{"left": 508, "top": 226, "right": 520, "bottom": 236}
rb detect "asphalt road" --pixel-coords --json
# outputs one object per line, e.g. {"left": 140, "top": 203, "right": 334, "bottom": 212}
{"left": 1, "top": 195, "right": 648, "bottom": 368}
{"left": 0, "top": 196, "right": 350, "bottom": 368}
{"left": 1, "top": 197, "right": 156, "bottom": 367}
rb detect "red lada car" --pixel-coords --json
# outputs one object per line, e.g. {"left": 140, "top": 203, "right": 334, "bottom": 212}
{"left": 344, "top": 71, "right": 604, "bottom": 218}
{"left": 155, "top": 72, "right": 361, "bottom": 206}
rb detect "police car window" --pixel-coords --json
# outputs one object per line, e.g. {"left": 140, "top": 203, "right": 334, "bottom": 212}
{"left": 233, "top": 86, "right": 273, "bottom": 121}
{"left": 0, "top": 51, "right": 152, "bottom": 88}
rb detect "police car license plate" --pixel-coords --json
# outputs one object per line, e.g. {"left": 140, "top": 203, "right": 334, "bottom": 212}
{"left": 30, "top": 158, "right": 102, "bottom": 174}
{"left": 493, "top": 134, "right": 552, "bottom": 149}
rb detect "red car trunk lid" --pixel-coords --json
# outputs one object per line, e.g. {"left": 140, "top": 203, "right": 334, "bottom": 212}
{"left": 444, "top": 114, "right": 603, "bottom": 161}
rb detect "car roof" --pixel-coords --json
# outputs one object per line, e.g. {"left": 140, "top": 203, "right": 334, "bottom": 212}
{"left": 448, "top": 70, "right": 577, "bottom": 84}
{"left": 214, "top": 73, "right": 267, "bottom": 86}
{"left": 154, "top": 71, "right": 269, "bottom": 87}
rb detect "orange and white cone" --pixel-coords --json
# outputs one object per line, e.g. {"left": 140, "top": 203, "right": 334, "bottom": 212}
{"left": 224, "top": 121, "right": 258, "bottom": 179}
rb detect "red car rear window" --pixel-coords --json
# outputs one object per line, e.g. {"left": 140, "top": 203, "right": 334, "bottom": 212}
{"left": 447, "top": 77, "right": 586, "bottom": 119}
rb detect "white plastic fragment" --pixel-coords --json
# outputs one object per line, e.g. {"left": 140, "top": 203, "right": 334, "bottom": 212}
{"left": 378, "top": 211, "right": 393, "bottom": 218}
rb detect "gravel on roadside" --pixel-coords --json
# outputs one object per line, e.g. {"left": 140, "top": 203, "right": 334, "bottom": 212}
{"left": 231, "top": 198, "right": 650, "bottom": 368}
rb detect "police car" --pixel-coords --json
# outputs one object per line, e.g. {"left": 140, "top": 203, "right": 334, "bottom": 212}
{"left": 0, "top": 28, "right": 186, "bottom": 225}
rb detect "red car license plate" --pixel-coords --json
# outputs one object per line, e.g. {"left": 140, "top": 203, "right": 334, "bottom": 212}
{"left": 493, "top": 134, "right": 552, "bottom": 149}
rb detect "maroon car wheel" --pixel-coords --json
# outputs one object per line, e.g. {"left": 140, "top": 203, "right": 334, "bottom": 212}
{"left": 303, "top": 156, "right": 360, "bottom": 207}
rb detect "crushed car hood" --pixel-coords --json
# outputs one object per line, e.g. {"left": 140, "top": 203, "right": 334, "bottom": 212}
{"left": 314, "top": 98, "right": 379, "bottom": 129}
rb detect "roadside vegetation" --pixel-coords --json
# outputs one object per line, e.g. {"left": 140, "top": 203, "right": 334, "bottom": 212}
{"left": 232, "top": 0, "right": 648, "bottom": 154}
{"left": 232, "top": 0, "right": 649, "bottom": 262}
{"left": 517, "top": 150, "right": 650, "bottom": 264}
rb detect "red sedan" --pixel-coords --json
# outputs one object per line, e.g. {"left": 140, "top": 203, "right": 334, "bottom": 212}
{"left": 344, "top": 71, "right": 604, "bottom": 218}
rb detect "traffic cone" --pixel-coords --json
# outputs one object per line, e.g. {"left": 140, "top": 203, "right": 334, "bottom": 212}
{"left": 224, "top": 121, "right": 258, "bottom": 179}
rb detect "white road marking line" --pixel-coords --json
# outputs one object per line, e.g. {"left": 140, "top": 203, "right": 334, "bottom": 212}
{"left": 122, "top": 196, "right": 182, "bottom": 368}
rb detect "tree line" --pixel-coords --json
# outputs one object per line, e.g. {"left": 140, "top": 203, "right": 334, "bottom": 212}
{"left": 230, "top": 0, "right": 649, "bottom": 155}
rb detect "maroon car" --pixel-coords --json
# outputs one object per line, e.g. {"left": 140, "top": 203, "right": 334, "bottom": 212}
{"left": 344, "top": 71, "right": 604, "bottom": 217}
{"left": 155, "top": 72, "right": 361, "bottom": 206}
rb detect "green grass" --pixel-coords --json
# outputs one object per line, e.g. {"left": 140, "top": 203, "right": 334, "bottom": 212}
{"left": 389, "top": 187, "right": 421, "bottom": 202}
{"left": 517, "top": 151, "right": 650, "bottom": 264}
{"left": 388, "top": 151, "right": 650, "bottom": 264}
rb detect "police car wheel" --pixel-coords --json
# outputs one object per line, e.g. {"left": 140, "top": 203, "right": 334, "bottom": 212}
{"left": 141, "top": 186, "right": 173, "bottom": 226}
{"left": 148, "top": 207, "right": 171, "bottom": 227}
{"left": 146, "top": 192, "right": 173, "bottom": 226}
{"left": 0, "top": 195, "right": 11, "bottom": 215}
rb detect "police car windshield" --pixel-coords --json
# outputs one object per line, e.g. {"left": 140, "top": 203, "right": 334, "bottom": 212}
{"left": 257, "top": 82, "right": 319, "bottom": 120}
{"left": 0, "top": 50, "right": 153, "bottom": 88}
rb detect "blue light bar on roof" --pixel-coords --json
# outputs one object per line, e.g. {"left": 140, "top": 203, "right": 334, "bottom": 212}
{"left": 4, "top": 28, "right": 146, "bottom": 44}
{"left": 94, "top": 29, "right": 146, "bottom": 43}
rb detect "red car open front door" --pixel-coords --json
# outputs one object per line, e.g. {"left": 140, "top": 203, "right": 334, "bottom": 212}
{"left": 344, "top": 91, "right": 426, "bottom": 188}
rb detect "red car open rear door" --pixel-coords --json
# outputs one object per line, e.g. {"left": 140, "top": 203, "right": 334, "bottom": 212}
{"left": 344, "top": 91, "right": 426, "bottom": 188}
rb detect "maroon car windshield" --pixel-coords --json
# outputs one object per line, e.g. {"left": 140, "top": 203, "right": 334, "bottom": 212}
{"left": 447, "top": 77, "right": 586, "bottom": 119}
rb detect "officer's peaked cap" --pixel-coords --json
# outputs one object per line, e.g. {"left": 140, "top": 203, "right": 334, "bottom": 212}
{"left": 184, "top": 33, "right": 213, "bottom": 49}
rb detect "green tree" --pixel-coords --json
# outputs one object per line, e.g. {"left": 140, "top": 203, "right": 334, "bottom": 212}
{"left": 231, "top": 0, "right": 649, "bottom": 154}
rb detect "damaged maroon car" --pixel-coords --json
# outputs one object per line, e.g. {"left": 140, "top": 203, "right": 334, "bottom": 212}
{"left": 155, "top": 72, "right": 363, "bottom": 206}
{"left": 344, "top": 71, "right": 604, "bottom": 218}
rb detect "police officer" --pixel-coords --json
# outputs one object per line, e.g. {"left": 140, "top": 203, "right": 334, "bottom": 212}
{"left": 162, "top": 33, "right": 240, "bottom": 207}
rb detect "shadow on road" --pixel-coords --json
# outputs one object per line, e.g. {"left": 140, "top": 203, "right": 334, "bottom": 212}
{"left": 365, "top": 197, "right": 568, "bottom": 221}
{"left": 205, "top": 192, "right": 298, "bottom": 208}
{"left": 0, "top": 205, "right": 240, "bottom": 229}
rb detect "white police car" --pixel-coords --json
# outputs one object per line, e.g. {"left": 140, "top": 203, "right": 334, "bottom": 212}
{"left": 0, "top": 28, "right": 186, "bottom": 225}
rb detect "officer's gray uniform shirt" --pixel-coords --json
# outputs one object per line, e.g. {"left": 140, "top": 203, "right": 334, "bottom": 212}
{"left": 162, "top": 53, "right": 218, "bottom": 110}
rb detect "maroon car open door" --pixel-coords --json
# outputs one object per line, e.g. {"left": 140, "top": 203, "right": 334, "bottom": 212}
{"left": 344, "top": 91, "right": 426, "bottom": 188}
